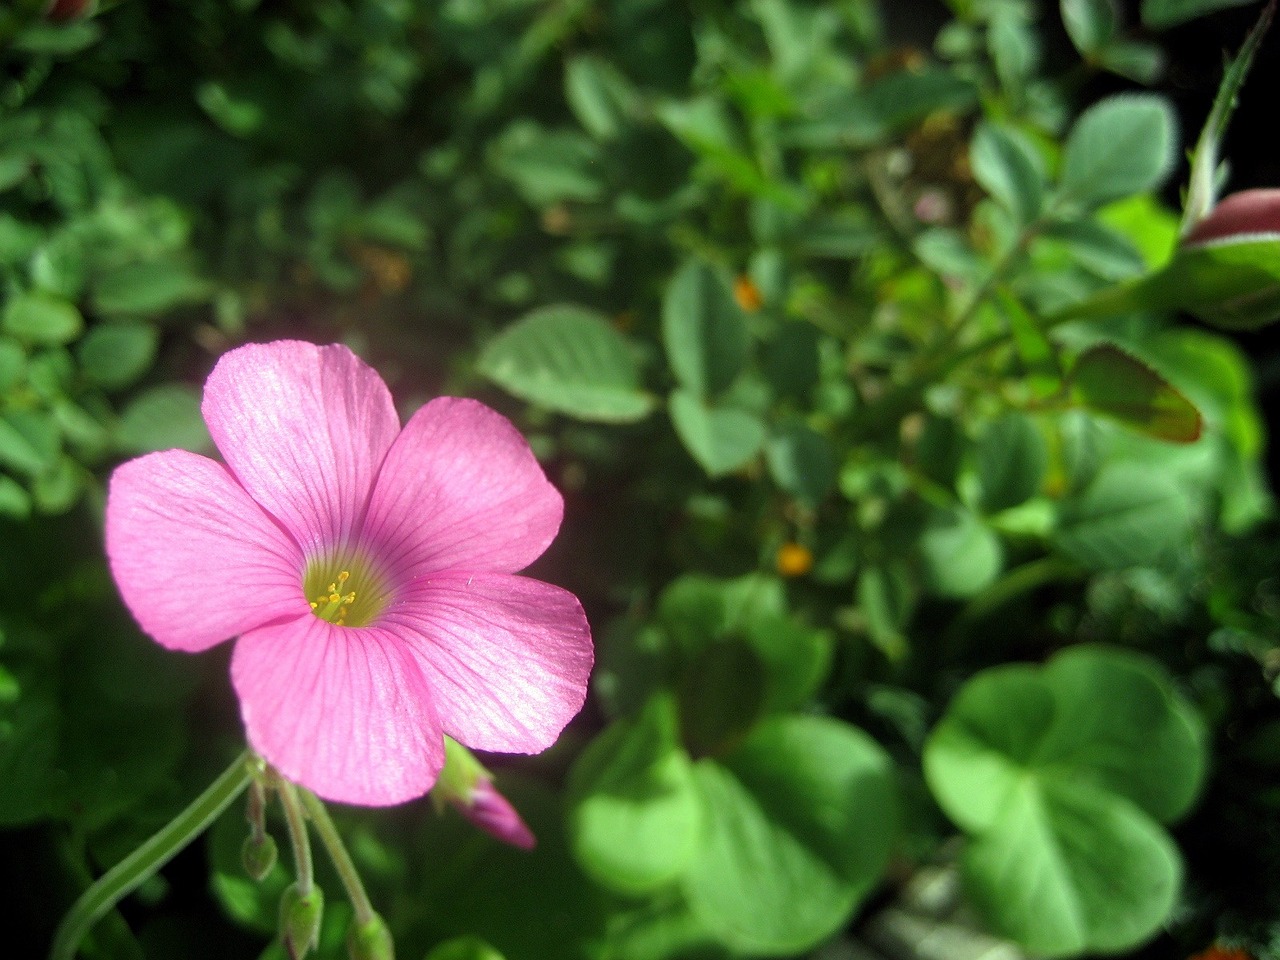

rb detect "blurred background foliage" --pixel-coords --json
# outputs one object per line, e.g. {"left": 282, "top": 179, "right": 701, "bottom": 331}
{"left": 3, "top": 0, "right": 1280, "bottom": 958}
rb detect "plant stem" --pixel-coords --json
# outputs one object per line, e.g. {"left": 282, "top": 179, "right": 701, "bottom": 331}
{"left": 299, "top": 788, "right": 377, "bottom": 927}
{"left": 49, "top": 751, "right": 254, "bottom": 960}
{"left": 276, "top": 780, "right": 315, "bottom": 895}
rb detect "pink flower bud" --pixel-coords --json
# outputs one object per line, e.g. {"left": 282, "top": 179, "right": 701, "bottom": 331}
{"left": 454, "top": 778, "right": 536, "bottom": 850}
{"left": 1183, "top": 188, "right": 1280, "bottom": 247}
{"left": 45, "top": 0, "right": 93, "bottom": 22}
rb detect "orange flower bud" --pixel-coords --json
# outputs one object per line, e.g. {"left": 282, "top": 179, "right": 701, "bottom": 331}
{"left": 733, "top": 275, "right": 764, "bottom": 313}
{"left": 775, "top": 543, "right": 814, "bottom": 578}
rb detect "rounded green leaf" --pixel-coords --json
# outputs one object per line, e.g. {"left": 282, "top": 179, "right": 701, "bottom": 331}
{"left": 1055, "top": 462, "right": 1192, "bottom": 569}
{"left": 567, "top": 695, "right": 703, "bottom": 895}
{"left": 1060, "top": 95, "right": 1176, "bottom": 209}
{"left": 669, "top": 389, "right": 766, "bottom": 477}
{"left": 765, "top": 420, "right": 835, "bottom": 506}
{"left": 924, "top": 645, "right": 1207, "bottom": 957}
{"left": 918, "top": 507, "right": 1003, "bottom": 599}
{"left": 662, "top": 261, "right": 750, "bottom": 397}
{"left": 970, "top": 122, "right": 1045, "bottom": 226}
{"left": 2, "top": 292, "right": 83, "bottom": 345}
{"left": 77, "top": 324, "right": 160, "bottom": 391}
{"left": 1069, "top": 344, "right": 1202, "bottom": 442}
{"left": 479, "top": 305, "right": 655, "bottom": 423}
{"left": 115, "top": 384, "right": 211, "bottom": 454}
{"left": 975, "top": 412, "right": 1048, "bottom": 513}
{"left": 682, "top": 716, "right": 896, "bottom": 955}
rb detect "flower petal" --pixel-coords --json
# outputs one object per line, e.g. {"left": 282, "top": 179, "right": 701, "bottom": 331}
{"left": 232, "top": 616, "right": 445, "bottom": 805}
{"left": 361, "top": 398, "right": 563, "bottom": 578}
{"left": 202, "top": 341, "right": 401, "bottom": 549}
{"left": 106, "top": 450, "right": 305, "bottom": 652}
{"left": 380, "top": 573, "right": 593, "bottom": 754}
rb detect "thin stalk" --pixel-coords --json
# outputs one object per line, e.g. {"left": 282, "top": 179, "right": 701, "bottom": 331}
{"left": 299, "top": 789, "right": 376, "bottom": 927}
{"left": 50, "top": 751, "right": 254, "bottom": 960}
{"left": 276, "top": 781, "right": 315, "bottom": 895}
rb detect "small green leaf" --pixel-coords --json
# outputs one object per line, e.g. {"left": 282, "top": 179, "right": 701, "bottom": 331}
{"left": 1160, "top": 238, "right": 1280, "bottom": 330}
{"left": 2, "top": 292, "right": 83, "bottom": 345}
{"left": 0, "top": 410, "right": 60, "bottom": 477}
{"left": 918, "top": 507, "right": 1004, "bottom": 599}
{"left": 1060, "top": 95, "right": 1176, "bottom": 209}
{"left": 677, "top": 640, "right": 768, "bottom": 758}
{"left": 77, "top": 324, "right": 160, "bottom": 391}
{"left": 1070, "top": 344, "right": 1202, "bottom": 442}
{"left": 662, "top": 261, "right": 750, "bottom": 397}
{"left": 479, "top": 305, "right": 655, "bottom": 422}
{"left": 765, "top": 420, "right": 835, "bottom": 506}
{"left": 568, "top": 694, "right": 703, "bottom": 895}
{"left": 0, "top": 337, "right": 24, "bottom": 391}
{"left": 975, "top": 412, "right": 1048, "bottom": 513}
{"left": 669, "top": 390, "right": 766, "bottom": 477}
{"left": 424, "top": 937, "right": 507, "bottom": 960}
{"left": 1142, "top": 0, "right": 1260, "bottom": 29}
{"left": 1061, "top": 0, "right": 1117, "bottom": 54}
{"left": 970, "top": 122, "right": 1045, "bottom": 226}
{"left": 1055, "top": 462, "right": 1192, "bottom": 570}
{"left": 682, "top": 716, "right": 896, "bottom": 955}
{"left": 490, "top": 121, "right": 604, "bottom": 206}
{"left": 0, "top": 474, "right": 32, "bottom": 520}
{"left": 564, "top": 55, "right": 639, "bottom": 141}
{"left": 91, "top": 261, "right": 212, "bottom": 318}
{"left": 115, "top": 384, "right": 211, "bottom": 454}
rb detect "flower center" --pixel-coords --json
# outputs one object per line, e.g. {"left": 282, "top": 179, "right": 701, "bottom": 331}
{"left": 303, "top": 553, "right": 390, "bottom": 628}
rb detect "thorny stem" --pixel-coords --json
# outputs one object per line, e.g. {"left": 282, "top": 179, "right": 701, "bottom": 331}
{"left": 299, "top": 788, "right": 377, "bottom": 927}
{"left": 49, "top": 751, "right": 254, "bottom": 960}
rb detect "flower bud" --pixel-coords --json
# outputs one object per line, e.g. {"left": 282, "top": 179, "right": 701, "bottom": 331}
{"left": 1183, "top": 188, "right": 1280, "bottom": 247}
{"left": 347, "top": 912, "right": 395, "bottom": 960}
{"left": 457, "top": 777, "right": 536, "bottom": 850}
{"left": 241, "top": 832, "right": 278, "bottom": 881}
{"left": 279, "top": 882, "right": 324, "bottom": 960}
{"left": 45, "top": 0, "right": 93, "bottom": 22}
{"left": 432, "top": 738, "right": 536, "bottom": 849}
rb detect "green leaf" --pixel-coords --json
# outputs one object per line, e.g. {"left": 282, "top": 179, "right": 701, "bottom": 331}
{"left": 568, "top": 695, "right": 702, "bottom": 895}
{"left": 1142, "top": 0, "right": 1260, "bottom": 29}
{"left": 0, "top": 668, "right": 61, "bottom": 824}
{"left": 677, "top": 640, "right": 768, "bottom": 758}
{"left": 669, "top": 390, "right": 766, "bottom": 477}
{"left": 0, "top": 474, "right": 32, "bottom": 520}
{"left": 1055, "top": 462, "right": 1192, "bottom": 570}
{"left": 0, "top": 410, "right": 60, "bottom": 477}
{"left": 1070, "top": 344, "right": 1202, "bottom": 442}
{"left": 0, "top": 337, "right": 24, "bottom": 391}
{"left": 970, "top": 122, "right": 1045, "bottom": 226}
{"left": 1059, "top": 95, "right": 1176, "bottom": 209}
{"left": 425, "top": 937, "right": 508, "bottom": 960}
{"left": 662, "top": 261, "right": 750, "bottom": 397}
{"left": 1157, "top": 238, "right": 1280, "bottom": 330}
{"left": 91, "top": 261, "right": 212, "bottom": 318}
{"left": 765, "top": 420, "right": 835, "bottom": 506}
{"left": 924, "top": 646, "right": 1206, "bottom": 956}
{"left": 115, "top": 385, "right": 211, "bottom": 454}
{"left": 77, "top": 325, "right": 160, "bottom": 391}
{"left": 1061, "top": 0, "right": 1117, "bottom": 54}
{"left": 918, "top": 507, "right": 1003, "bottom": 599}
{"left": 856, "top": 563, "right": 914, "bottom": 661}
{"left": 490, "top": 121, "right": 605, "bottom": 206}
{"left": 479, "top": 305, "right": 655, "bottom": 423}
{"left": 975, "top": 412, "right": 1048, "bottom": 513}
{"left": 564, "top": 55, "right": 639, "bottom": 141}
{"left": 682, "top": 716, "right": 896, "bottom": 954}
{"left": 2, "top": 292, "right": 83, "bottom": 345}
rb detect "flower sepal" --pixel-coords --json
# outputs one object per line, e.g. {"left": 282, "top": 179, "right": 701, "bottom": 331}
{"left": 280, "top": 882, "right": 324, "bottom": 960}
{"left": 347, "top": 912, "right": 396, "bottom": 960}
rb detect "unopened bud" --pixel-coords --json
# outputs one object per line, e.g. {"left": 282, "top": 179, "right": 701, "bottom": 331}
{"left": 347, "top": 912, "right": 395, "bottom": 960}
{"left": 456, "top": 777, "right": 536, "bottom": 850}
{"left": 1184, "top": 188, "right": 1280, "bottom": 247}
{"left": 45, "top": 0, "right": 93, "bottom": 21}
{"left": 241, "top": 832, "right": 278, "bottom": 881}
{"left": 279, "top": 882, "right": 324, "bottom": 960}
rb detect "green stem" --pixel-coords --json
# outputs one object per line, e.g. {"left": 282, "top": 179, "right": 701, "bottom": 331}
{"left": 276, "top": 780, "right": 315, "bottom": 895}
{"left": 49, "top": 751, "right": 254, "bottom": 960}
{"left": 299, "top": 789, "right": 377, "bottom": 927}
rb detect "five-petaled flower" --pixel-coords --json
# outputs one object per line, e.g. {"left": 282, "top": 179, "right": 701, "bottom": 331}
{"left": 106, "top": 340, "right": 593, "bottom": 806}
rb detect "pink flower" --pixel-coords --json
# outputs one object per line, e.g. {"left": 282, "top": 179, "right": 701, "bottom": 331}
{"left": 452, "top": 778, "right": 536, "bottom": 850}
{"left": 1183, "top": 187, "right": 1280, "bottom": 247}
{"left": 106, "top": 341, "right": 593, "bottom": 806}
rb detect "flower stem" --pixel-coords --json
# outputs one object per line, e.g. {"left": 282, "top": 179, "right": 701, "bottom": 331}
{"left": 275, "top": 780, "right": 316, "bottom": 895}
{"left": 299, "top": 789, "right": 377, "bottom": 926}
{"left": 49, "top": 751, "right": 254, "bottom": 960}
